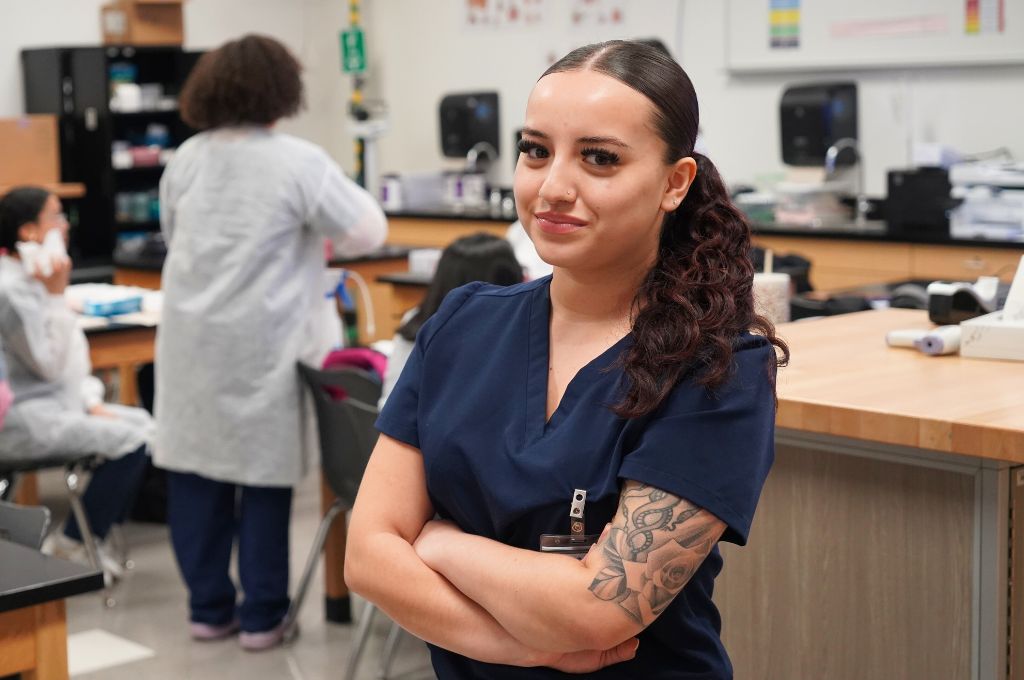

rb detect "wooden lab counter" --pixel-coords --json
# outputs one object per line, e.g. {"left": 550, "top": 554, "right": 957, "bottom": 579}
{"left": 384, "top": 210, "right": 510, "bottom": 249}
{"left": 715, "top": 309, "right": 1024, "bottom": 680}
{"left": 750, "top": 223, "right": 1024, "bottom": 292}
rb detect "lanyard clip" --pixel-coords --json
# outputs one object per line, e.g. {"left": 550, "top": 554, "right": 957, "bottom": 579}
{"left": 570, "top": 488, "right": 586, "bottom": 537}
{"left": 539, "top": 488, "right": 598, "bottom": 558}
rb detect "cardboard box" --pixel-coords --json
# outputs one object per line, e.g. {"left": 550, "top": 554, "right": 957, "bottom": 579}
{"left": 101, "top": 0, "right": 184, "bottom": 46}
{"left": 0, "top": 115, "right": 60, "bottom": 187}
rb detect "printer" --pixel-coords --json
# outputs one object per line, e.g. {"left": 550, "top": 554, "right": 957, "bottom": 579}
{"left": 949, "top": 161, "right": 1024, "bottom": 241}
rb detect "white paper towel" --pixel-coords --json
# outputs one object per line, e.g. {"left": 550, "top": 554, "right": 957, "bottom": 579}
{"left": 753, "top": 272, "right": 791, "bottom": 325}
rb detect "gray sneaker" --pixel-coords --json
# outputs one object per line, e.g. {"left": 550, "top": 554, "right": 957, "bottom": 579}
{"left": 190, "top": 618, "right": 241, "bottom": 641}
{"left": 239, "top": 620, "right": 292, "bottom": 652}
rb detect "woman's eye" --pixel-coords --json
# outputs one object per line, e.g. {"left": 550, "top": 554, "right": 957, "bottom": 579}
{"left": 581, "top": 148, "right": 620, "bottom": 166}
{"left": 517, "top": 139, "right": 549, "bottom": 160}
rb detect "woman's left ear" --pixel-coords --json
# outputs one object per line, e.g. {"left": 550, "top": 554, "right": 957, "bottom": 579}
{"left": 662, "top": 157, "right": 697, "bottom": 212}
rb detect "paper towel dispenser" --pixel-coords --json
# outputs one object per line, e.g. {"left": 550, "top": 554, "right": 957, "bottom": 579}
{"left": 780, "top": 82, "right": 857, "bottom": 166}
{"left": 439, "top": 91, "right": 500, "bottom": 159}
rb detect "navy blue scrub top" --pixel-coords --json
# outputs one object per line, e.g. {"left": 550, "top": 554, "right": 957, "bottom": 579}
{"left": 377, "top": 277, "right": 776, "bottom": 680}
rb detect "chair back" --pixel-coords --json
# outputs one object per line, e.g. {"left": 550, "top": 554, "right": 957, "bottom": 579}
{"left": 298, "top": 362, "right": 382, "bottom": 508}
{"left": 0, "top": 499, "right": 51, "bottom": 549}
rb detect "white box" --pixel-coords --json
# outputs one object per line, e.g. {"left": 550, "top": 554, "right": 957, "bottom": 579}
{"left": 408, "top": 248, "right": 442, "bottom": 277}
{"left": 960, "top": 311, "right": 1024, "bottom": 362}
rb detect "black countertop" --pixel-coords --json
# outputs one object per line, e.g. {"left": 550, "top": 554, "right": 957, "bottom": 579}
{"left": 387, "top": 208, "right": 1024, "bottom": 250}
{"left": 378, "top": 271, "right": 432, "bottom": 287}
{"left": 385, "top": 207, "right": 516, "bottom": 223}
{"left": 113, "top": 243, "right": 414, "bottom": 272}
{"left": 751, "top": 220, "right": 1024, "bottom": 249}
{"left": 82, "top": 321, "right": 155, "bottom": 336}
{"left": 0, "top": 539, "right": 104, "bottom": 613}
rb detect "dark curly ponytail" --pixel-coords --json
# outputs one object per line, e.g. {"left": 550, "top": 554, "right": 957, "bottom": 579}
{"left": 544, "top": 41, "right": 789, "bottom": 418}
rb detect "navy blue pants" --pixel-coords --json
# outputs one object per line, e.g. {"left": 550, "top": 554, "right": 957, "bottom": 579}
{"left": 64, "top": 446, "right": 148, "bottom": 542}
{"left": 166, "top": 471, "right": 292, "bottom": 633}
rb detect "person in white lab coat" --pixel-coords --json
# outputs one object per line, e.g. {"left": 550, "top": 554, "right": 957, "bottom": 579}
{"left": 0, "top": 187, "right": 152, "bottom": 578}
{"left": 154, "top": 35, "right": 387, "bottom": 650}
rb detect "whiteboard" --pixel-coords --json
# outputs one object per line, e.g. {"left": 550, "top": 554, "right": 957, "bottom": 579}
{"left": 726, "top": 0, "right": 1024, "bottom": 72}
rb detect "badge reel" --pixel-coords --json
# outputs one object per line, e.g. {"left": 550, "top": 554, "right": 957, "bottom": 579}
{"left": 539, "top": 489, "right": 600, "bottom": 560}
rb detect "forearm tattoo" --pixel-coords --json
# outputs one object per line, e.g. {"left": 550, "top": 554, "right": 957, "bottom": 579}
{"left": 588, "top": 481, "right": 720, "bottom": 625}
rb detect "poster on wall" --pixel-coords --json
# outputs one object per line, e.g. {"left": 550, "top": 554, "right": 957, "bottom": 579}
{"left": 568, "top": 0, "right": 625, "bottom": 29}
{"left": 729, "top": 0, "right": 1024, "bottom": 71}
{"left": 966, "top": 0, "right": 1006, "bottom": 34}
{"left": 769, "top": 0, "right": 800, "bottom": 49}
{"left": 465, "top": 0, "right": 545, "bottom": 29}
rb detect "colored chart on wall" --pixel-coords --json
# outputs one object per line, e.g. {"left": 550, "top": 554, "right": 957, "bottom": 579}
{"left": 726, "top": 0, "right": 1024, "bottom": 72}
{"left": 770, "top": 0, "right": 801, "bottom": 49}
{"left": 464, "top": 0, "right": 546, "bottom": 29}
{"left": 965, "top": 0, "right": 1005, "bottom": 34}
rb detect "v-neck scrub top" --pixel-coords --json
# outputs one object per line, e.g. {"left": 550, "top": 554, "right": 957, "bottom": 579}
{"left": 377, "top": 277, "right": 777, "bottom": 679}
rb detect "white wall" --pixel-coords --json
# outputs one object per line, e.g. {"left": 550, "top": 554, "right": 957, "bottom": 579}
{"left": 182, "top": 0, "right": 354, "bottom": 168}
{"left": 365, "top": 0, "right": 1024, "bottom": 196}
{"left": 4, "top": 1, "right": 1022, "bottom": 196}
{"left": 0, "top": 0, "right": 356, "bottom": 171}
{"left": 0, "top": 0, "right": 107, "bottom": 118}
{"left": 681, "top": 2, "right": 1024, "bottom": 195}
{"left": 364, "top": 0, "right": 683, "bottom": 187}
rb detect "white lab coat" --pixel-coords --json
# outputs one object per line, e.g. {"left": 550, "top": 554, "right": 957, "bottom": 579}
{"left": 0, "top": 257, "right": 153, "bottom": 460}
{"left": 154, "top": 128, "right": 386, "bottom": 487}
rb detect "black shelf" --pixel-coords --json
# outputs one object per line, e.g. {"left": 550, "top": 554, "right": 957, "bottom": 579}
{"left": 111, "top": 109, "right": 179, "bottom": 118}
{"left": 113, "top": 165, "right": 167, "bottom": 175}
{"left": 21, "top": 45, "right": 202, "bottom": 262}
{"left": 115, "top": 220, "right": 160, "bottom": 231}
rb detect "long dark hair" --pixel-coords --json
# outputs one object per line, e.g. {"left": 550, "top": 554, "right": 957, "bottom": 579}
{"left": 542, "top": 41, "right": 789, "bottom": 418}
{"left": 0, "top": 186, "right": 50, "bottom": 251}
{"left": 399, "top": 233, "right": 522, "bottom": 341}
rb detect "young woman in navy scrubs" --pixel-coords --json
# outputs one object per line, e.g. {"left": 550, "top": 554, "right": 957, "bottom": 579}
{"left": 347, "top": 40, "right": 789, "bottom": 678}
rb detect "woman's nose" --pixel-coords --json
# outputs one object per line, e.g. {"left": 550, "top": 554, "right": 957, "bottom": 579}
{"left": 537, "top": 163, "right": 577, "bottom": 205}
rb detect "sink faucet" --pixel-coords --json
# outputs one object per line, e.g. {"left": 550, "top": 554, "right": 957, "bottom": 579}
{"left": 465, "top": 142, "right": 498, "bottom": 174}
{"left": 824, "top": 137, "right": 869, "bottom": 225}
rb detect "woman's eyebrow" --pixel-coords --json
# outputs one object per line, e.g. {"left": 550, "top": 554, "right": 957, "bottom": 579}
{"left": 521, "top": 127, "right": 631, "bottom": 150}
{"left": 577, "top": 135, "right": 631, "bottom": 149}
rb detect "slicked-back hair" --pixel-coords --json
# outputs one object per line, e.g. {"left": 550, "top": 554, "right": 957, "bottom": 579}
{"left": 541, "top": 41, "right": 789, "bottom": 417}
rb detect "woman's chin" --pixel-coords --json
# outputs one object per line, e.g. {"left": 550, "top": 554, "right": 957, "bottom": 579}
{"left": 531, "top": 243, "right": 578, "bottom": 270}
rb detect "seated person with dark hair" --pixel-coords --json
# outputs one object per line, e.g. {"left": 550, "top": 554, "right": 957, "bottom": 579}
{"left": 0, "top": 186, "right": 151, "bottom": 580}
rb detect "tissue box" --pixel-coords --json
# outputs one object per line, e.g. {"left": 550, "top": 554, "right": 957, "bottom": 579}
{"left": 408, "top": 248, "right": 442, "bottom": 277}
{"left": 82, "top": 296, "right": 143, "bottom": 317}
{"left": 67, "top": 284, "right": 145, "bottom": 317}
{"left": 960, "top": 311, "right": 1024, "bottom": 361}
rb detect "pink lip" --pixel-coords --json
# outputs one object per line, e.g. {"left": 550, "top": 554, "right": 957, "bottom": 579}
{"left": 535, "top": 211, "right": 587, "bottom": 235}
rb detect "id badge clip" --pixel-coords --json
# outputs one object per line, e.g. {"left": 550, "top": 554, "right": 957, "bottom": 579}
{"left": 539, "top": 488, "right": 600, "bottom": 559}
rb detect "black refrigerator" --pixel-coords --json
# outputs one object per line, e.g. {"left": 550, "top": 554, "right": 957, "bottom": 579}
{"left": 21, "top": 45, "right": 202, "bottom": 265}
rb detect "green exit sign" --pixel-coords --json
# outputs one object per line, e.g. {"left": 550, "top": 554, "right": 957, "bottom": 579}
{"left": 340, "top": 28, "right": 366, "bottom": 73}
